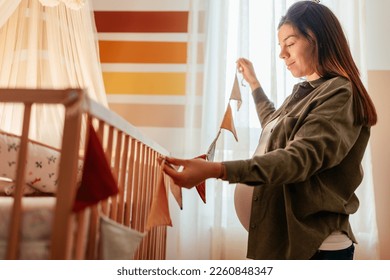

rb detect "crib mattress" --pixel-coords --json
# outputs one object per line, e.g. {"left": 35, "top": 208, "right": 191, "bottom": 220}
{"left": 0, "top": 196, "right": 55, "bottom": 259}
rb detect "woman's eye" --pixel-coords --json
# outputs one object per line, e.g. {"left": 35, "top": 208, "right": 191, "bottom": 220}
{"left": 287, "top": 43, "right": 294, "bottom": 48}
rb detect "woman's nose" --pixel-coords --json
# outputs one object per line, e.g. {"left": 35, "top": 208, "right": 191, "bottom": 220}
{"left": 279, "top": 47, "right": 288, "bottom": 59}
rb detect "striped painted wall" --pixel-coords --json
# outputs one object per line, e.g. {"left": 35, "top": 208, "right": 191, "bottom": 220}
{"left": 92, "top": 0, "right": 191, "bottom": 155}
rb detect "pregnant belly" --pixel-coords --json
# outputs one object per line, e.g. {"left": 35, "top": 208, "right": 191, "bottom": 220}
{"left": 234, "top": 183, "right": 254, "bottom": 232}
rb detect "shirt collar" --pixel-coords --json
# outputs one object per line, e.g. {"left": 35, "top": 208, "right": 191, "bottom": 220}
{"left": 307, "top": 77, "right": 327, "bottom": 88}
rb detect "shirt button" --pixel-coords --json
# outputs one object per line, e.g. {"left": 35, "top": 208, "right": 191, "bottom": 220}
{"left": 253, "top": 196, "right": 259, "bottom": 201}
{"left": 250, "top": 224, "right": 256, "bottom": 229}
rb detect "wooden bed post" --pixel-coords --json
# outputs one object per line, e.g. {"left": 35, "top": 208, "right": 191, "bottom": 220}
{"left": 50, "top": 89, "right": 84, "bottom": 259}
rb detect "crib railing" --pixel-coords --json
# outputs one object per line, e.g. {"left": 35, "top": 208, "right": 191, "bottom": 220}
{"left": 0, "top": 88, "right": 170, "bottom": 260}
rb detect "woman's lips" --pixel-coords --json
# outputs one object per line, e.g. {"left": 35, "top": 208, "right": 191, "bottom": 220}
{"left": 287, "top": 62, "right": 295, "bottom": 69}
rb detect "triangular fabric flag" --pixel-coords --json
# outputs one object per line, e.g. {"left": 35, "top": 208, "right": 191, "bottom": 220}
{"left": 220, "top": 103, "right": 238, "bottom": 142}
{"left": 196, "top": 181, "right": 206, "bottom": 204}
{"left": 195, "top": 154, "right": 207, "bottom": 204}
{"left": 72, "top": 123, "right": 119, "bottom": 212}
{"left": 99, "top": 215, "right": 145, "bottom": 260}
{"left": 168, "top": 169, "right": 183, "bottom": 210}
{"left": 230, "top": 74, "right": 242, "bottom": 111}
{"left": 146, "top": 160, "right": 173, "bottom": 230}
{"left": 206, "top": 130, "right": 220, "bottom": 162}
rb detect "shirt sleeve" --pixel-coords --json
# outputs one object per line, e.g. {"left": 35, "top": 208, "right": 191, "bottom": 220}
{"left": 251, "top": 87, "right": 277, "bottom": 128}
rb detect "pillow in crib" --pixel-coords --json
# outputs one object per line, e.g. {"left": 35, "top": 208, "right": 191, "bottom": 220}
{"left": 0, "top": 179, "right": 39, "bottom": 196}
{"left": 0, "top": 131, "right": 81, "bottom": 194}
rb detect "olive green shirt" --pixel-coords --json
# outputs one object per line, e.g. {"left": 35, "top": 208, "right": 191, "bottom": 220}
{"left": 223, "top": 76, "right": 370, "bottom": 259}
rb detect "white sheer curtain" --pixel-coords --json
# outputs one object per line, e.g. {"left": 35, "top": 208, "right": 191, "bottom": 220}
{"left": 0, "top": 0, "right": 107, "bottom": 148}
{"left": 167, "top": 0, "right": 379, "bottom": 260}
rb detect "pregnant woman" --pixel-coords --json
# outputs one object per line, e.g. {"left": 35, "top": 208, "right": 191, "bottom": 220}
{"left": 163, "top": 1, "right": 377, "bottom": 260}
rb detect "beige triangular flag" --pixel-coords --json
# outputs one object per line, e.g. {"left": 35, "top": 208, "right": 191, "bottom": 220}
{"left": 220, "top": 103, "right": 238, "bottom": 142}
{"left": 230, "top": 74, "right": 242, "bottom": 111}
{"left": 164, "top": 162, "right": 183, "bottom": 209}
{"left": 206, "top": 130, "right": 220, "bottom": 162}
{"left": 169, "top": 176, "right": 183, "bottom": 210}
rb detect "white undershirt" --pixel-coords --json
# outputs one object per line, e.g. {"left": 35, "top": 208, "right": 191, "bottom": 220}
{"left": 318, "top": 231, "right": 353, "bottom": 251}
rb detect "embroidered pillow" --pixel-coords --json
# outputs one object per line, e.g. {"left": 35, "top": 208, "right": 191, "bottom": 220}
{"left": 0, "top": 131, "right": 82, "bottom": 194}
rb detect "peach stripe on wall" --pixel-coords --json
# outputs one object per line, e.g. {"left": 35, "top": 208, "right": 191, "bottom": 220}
{"left": 99, "top": 41, "right": 187, "bottom": 64}
{"left": 103, "top": 72, "right": 186, "bottom": 95}
{"left": 108, "top": 103, "right": 185, "bottom": 127}
{"left": 94, "top": 11, "right": 188, "bottom": 33}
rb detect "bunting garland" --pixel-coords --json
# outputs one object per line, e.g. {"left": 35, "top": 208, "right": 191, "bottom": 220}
{"left": 160, "top": 72, "right": 243, "bottom": 215}
{"left": 195, "top": 73, "right": 243, "bottom": 203}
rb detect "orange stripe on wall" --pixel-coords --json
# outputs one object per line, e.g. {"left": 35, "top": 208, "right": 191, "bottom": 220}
{"left": 103, "top": 72, "right": 186, "bottom": 95}
{"left": 94, "top": 11, "right": 188, "bottom": 33}
{"left": 108, "top": 103, "right": 185, "bottom": 127}
{"left": 99, "top": 41, "right": 187, "bottom": 64}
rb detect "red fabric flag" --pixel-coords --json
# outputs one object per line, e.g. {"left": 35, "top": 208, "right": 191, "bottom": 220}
{"left": 146, "top": 160, "right": 173, "bottom": 230}
{"left": 72, "top": 123, "right": 119, "bottom": 212}
{"left": 196, "top": 181, "right": 206, "bottom": 204}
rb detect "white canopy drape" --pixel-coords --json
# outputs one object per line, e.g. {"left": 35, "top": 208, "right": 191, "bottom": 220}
{"left": 0, "top": 0, "right": 107, "bottom": 147}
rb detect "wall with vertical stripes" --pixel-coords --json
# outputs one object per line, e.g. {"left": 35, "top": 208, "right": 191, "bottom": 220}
{"left": 92, "top": 0, "right": 191, "bottom": 155}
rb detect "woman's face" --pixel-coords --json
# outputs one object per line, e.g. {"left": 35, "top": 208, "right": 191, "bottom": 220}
{"left": 278, "top": 24, "right": 320, "bottom": 81}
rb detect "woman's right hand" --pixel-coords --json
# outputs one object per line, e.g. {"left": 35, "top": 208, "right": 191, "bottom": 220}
{"left": 161, "top": 156, "right": 223, "bottom": 189}
{"left": 236, "top": 58, "right": 261, "bottom": 91}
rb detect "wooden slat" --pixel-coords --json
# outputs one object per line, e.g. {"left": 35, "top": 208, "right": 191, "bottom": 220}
{"left": 50, "top": 91, "right": 84, "bottom": 259}
{"left": 131, "top": 141, "right": 142, "bottom": 230}
{"left": 86, "top": 206, "right": 99, "bottom": 259}
{"left": 124, "top": 138, "right": 136, "bottom": 227}
{"left": 73, "top": 211, "right": 88, "bottom": 259}
{"left": 6, "top": 104, "right": 32, "bottom": 259}
{"left": 110, "top": 130, "right": 123, "bottom": 221}
{"left": 117, "top": 134, "right": 130, "bottom": 224}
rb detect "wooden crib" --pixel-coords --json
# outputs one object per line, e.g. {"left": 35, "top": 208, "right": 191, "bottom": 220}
{"left": 0, "top": 88, "right": 170, "bottom": 260}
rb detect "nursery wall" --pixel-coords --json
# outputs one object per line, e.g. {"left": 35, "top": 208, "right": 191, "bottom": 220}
{"left": 92, "top": 0, "right": 190, "bottom": 157}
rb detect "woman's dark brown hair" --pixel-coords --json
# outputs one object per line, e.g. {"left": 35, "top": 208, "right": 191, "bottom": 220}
{"left": 279, "top": 1, "right": 377, "bottom": 126}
